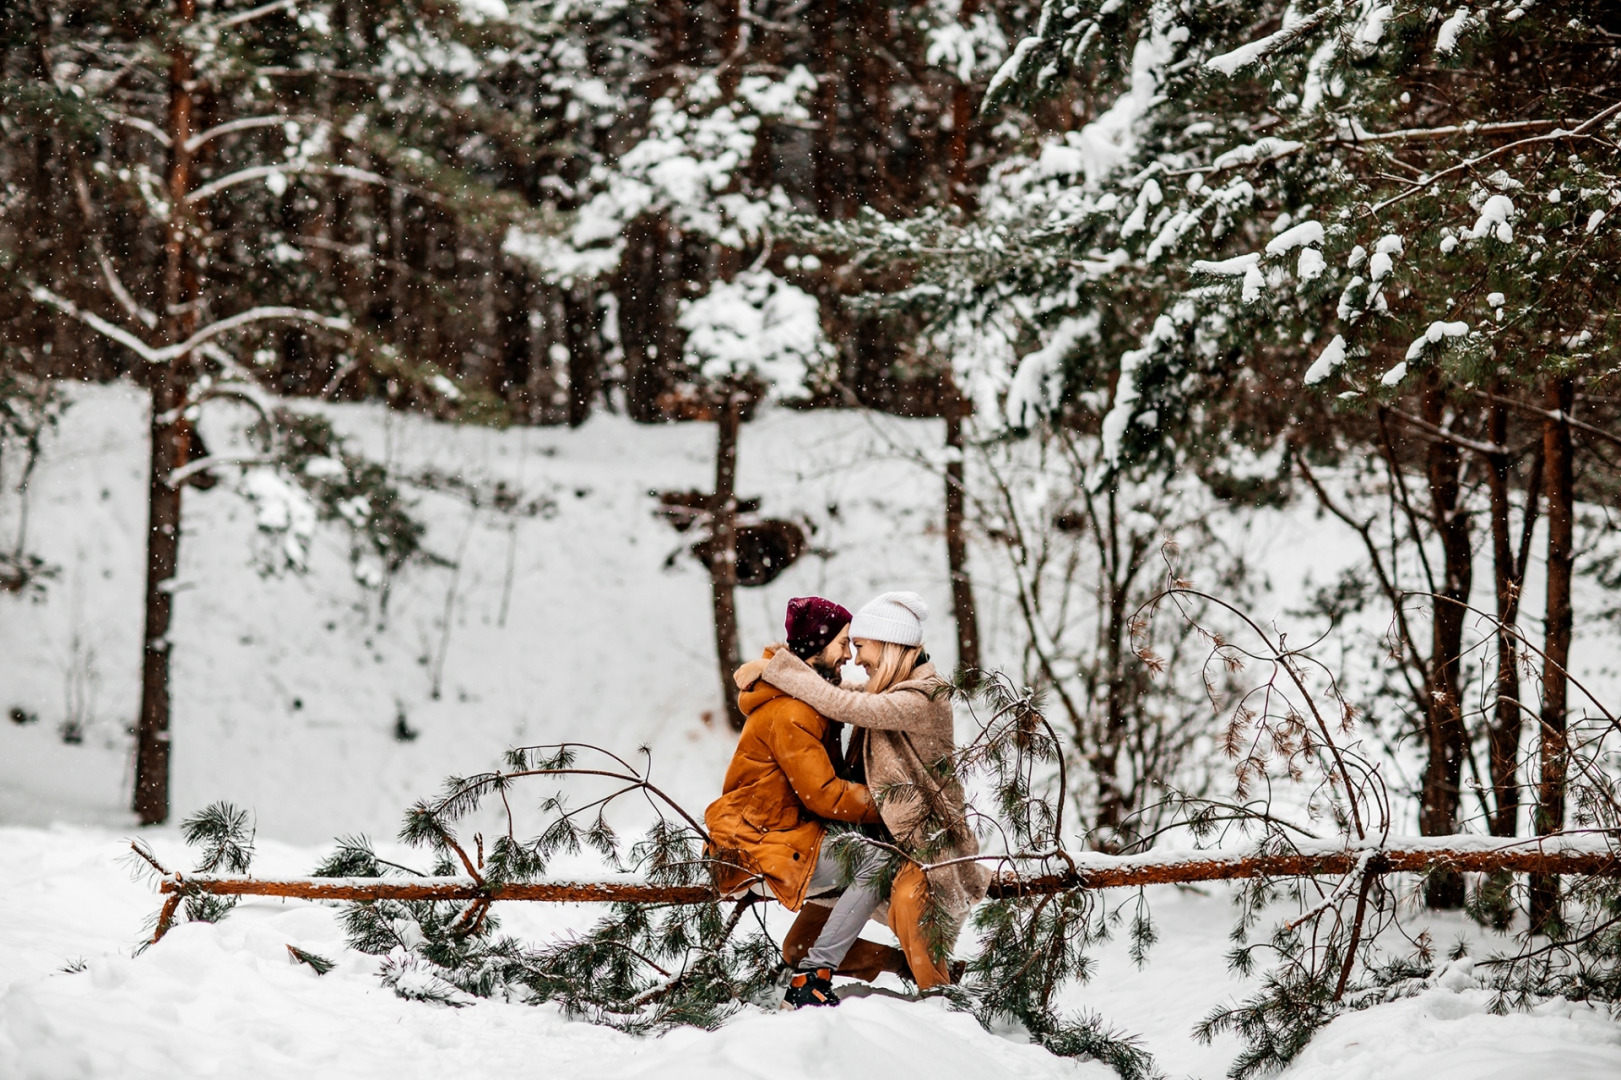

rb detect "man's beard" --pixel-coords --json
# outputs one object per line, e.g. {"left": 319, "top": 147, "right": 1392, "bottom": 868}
{"left": 808, "top": 658, "right": 844, "bottom": 687}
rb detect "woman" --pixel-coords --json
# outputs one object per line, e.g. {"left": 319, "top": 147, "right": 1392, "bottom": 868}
{"left": 756, "top": 590, "right": 990, "bottom": 993}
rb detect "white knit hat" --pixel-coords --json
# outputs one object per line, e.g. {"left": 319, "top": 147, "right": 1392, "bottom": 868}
{"left": 849, "top": 591, "right": 929, "bottom": 647}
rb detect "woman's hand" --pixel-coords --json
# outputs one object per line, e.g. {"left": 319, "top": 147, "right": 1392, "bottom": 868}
{"left": 733, "top": 644, "right": 785, "bottom": 690}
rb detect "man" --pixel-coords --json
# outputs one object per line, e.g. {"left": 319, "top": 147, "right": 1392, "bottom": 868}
{"left": 704, "top": 596, "right": 908, "bottom": 1008}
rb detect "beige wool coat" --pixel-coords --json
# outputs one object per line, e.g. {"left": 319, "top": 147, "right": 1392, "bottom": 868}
{"left": 760, "top": 649, "right": 991, "bottom": 927}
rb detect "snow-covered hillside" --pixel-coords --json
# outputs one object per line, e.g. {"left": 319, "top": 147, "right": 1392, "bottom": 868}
{"left": 8, "top": 383, "right": 1618, "bottom": 840}
{"left": 0, "top": 384, "right": 964, "bottom": 839}
{"left": 3, "top": 384, "right": 1621, "bottom": 1080}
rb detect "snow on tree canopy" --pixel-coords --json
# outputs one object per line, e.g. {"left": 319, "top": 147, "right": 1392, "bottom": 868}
{"left": 679, "top": 271, "right": 831, "bottom": 398}
{"left": 1205, "top": 24, "right": 1294, "bottom": 76}
{"left": 1403, "top": 320, "right": 1471, "bottom": 362}
{"left": 924, "top": 0, "right": 1008, "bottom": 82}
{"left": 1005, "top": 314, "right": 1100, "bottom": 429}
{"left": 508, "top": 67, "right": 816, "bottom": 283}
{"left": 1463, "top": 195, "right": 1517, "bottom": 243}
{"left": 1304, "top": 334, "right": 1348, "bottom": 385}
{"left": 1210, "top": 137, "right": 1304, "bottom": 171}
{"left": 1020, "top": 14, "right": 1180, "bottom": 190}
{"left": 1435, "top": 7, "right": 1474, "bottom": 54}
{"left": 1264, "top": 220, "right": 1325, "bottom": 255}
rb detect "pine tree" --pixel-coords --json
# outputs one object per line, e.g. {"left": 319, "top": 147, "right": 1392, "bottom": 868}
{"left": 800, "top": 0, "right": 1621, "bottom": 904}
{"left": 2, "top": 0, "right": 573, "bottom": 822}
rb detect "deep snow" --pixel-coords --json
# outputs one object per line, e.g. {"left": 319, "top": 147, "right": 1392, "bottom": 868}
{"left": 3, "top": 384, "right": 1620, "bottom": 1078}
{"left": 4, "top": 826, "right": 1620, "bottom": 1080}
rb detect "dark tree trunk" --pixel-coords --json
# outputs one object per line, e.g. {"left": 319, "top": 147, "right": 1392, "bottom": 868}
{"left": 563, "top": 288, "right": 600, "bottom": 427}
{"left": 942, "top": 376, "right": 980, "bottom": 684}
{"left": 809, "top": 1, "right": 840, "bottom": 220}
{"left": 1485, "top": 398, "right": 1539, "bottom": 837}
{"left": 711, "top": 394, "right": 745, "bottom": 730}
{"left": 1530, "top": 375, "right": 1576, "bottom": 932}
{"left": 615, "top": 217, "right": 671, "bottom": 422}
{"left": 940, "top": 0, "right": 981, "bottom": 684}
{"left": 947, "top": 0, "right": 981, "bottom": 213}
{"left": 134, "top": 0, "right": 198, "bottom": 826}
{"left": 1419, "top": 386, "right": 1471, "bottom": 909}
{"left": 1091, "top": 486, "right": 1133, "bottom": 846}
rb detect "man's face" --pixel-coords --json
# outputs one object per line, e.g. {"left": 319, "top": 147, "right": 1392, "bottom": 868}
{"left": 813, "top": 625, "right": 852, "bottom": 672}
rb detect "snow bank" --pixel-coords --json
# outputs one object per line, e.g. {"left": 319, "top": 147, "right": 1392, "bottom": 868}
{"left": 1282, "top": 981, "right": 1621, "bottom": 1080}
{"left": 0, "top": 827, "right": 1102, "bottom": 1080}
{"left": 4, "top": 827, "right": 1619, "bottom": 1080}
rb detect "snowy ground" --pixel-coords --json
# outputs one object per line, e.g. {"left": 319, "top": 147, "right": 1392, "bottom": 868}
{"left": 3, "top": 384, "right": 1620, "bottom": 1078}
{"left": 4, "top": 825, "right": 1620, "bottom": 1080}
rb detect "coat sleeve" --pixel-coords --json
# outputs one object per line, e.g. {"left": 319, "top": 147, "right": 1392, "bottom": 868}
{"left": 763, "top": 651, "right": 932, "bottom": 733}
{"left": 766, "top": 703, "right": 883, "bottom": 824}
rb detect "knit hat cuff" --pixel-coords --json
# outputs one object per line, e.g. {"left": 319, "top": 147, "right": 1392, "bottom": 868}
{"left": 848, "top": 611, "right": 923, "bottom": 647}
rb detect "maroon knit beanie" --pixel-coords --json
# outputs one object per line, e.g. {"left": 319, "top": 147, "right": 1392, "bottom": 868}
{"left": 785, "top": 596, "right": 853, "bottom": 661}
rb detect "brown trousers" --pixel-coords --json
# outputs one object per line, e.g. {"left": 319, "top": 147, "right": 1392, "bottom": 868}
{"left": 781, "top": 863, "right": 952, "bottom": 989}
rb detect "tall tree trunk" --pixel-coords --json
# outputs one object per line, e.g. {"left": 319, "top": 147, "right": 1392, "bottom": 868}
{"left": 1090, "top": 485, "right": 1132, "bottom": 847}
{"left": 947, "top": 0, "right": 981, "bottom": 213}
{"left": 1485, "top": 398, "right": 1539, "bottom": 837}
{"left": 1530, "top": 375, "right": 1576, "bottom": 932}
{"left": 942, "top": 375, "right": 980, "bottom": 683}
{"left": 940, "top": 3, "right": 981, "bottom": 684}
{"left": 134, "top": 0, "right": 199, "bottom": 826}
{"left": 711, "top": 393, "right": 745, "bottom": 730}
{"left": 563, "top": 288, "right": 599, "bottom": 427}
{"left": 809, "top": 2, "right": 839, "bottom": 220}
{"left": 1420, "top": 386, "right": 1471, "bottom": 908}
{"left": 615, "top": 217, "right": 670, "bottom": 422}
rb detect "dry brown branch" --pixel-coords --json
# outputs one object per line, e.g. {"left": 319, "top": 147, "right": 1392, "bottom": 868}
{"left": 150, "top": 893, "right": 183, "bottom": 945}
{"left": 151, "top": 840, "right": 1620, "bottom": 933}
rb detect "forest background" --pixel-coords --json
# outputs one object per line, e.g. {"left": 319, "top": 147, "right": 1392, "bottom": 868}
{"left": 2, "top": 2, "right": 1620, "bottom": 1077}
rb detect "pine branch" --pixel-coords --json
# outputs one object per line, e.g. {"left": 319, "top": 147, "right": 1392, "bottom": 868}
{"left": 286, "top": 944, "right": 336, "bottom": 975}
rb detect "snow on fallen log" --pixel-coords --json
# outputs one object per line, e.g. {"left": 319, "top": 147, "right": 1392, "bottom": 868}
{"left": 150, "top": 833, "right": 1619, "bottom": 939}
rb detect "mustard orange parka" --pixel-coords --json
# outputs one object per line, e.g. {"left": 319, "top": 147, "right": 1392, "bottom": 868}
{"left": 704, "top": 676, "right": 882, "bottom": 909}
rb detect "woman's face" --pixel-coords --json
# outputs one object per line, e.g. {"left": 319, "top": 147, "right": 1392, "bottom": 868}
{"left": 851, "top": 637, "right": 885, "bottom": 674}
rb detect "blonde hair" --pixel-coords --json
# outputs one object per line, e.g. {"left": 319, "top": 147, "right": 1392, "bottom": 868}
{"left": 864, "top": 641, "right": 923, "bottom": 695}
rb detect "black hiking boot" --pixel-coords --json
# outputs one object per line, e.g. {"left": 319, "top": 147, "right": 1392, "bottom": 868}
{"left": 781, "top": 967, "right": 839, "bottom": 1009}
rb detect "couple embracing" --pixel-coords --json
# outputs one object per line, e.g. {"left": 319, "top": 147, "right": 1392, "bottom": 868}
{"left": 704, "top": 592, "right": 990, "bottom": 1010}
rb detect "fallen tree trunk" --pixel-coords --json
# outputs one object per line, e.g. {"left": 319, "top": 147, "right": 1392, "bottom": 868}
{"left": 149, "top": 835, "right": 1618, "bottom": 941}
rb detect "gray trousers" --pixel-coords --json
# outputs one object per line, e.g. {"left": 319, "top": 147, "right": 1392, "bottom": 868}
{"left": 798, "top": 834, "right": 885, "bottom": 972}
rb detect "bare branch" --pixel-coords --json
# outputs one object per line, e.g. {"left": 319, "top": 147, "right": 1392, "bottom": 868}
{"left": 166, "top": 454, "right": 276, "bottom": 488}
{"left": 169, "top": 306, "right": 351, "bottom": 360}
{"left": 185, "top": 164, "right": 442, "bottom": 207}
{"left": 152, "top": 835, "right": 1621, "bottom": 908}
{"left": 28, "top": 287, "right": 350, "bottom": 366}
{"left": 185, "top": 113, "right": 323, "bottom": 154}
{"left": 102, "top": 111, "right": 171, "bottom": 147}
{"left": 204, "top": 0, "right": 297, "bottom": 31}
{"left": 1371, "top": 102, "right": 1621, "bottom": 215}
{"left": 29, "top": 286, "right": 159, "bottom": 362}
